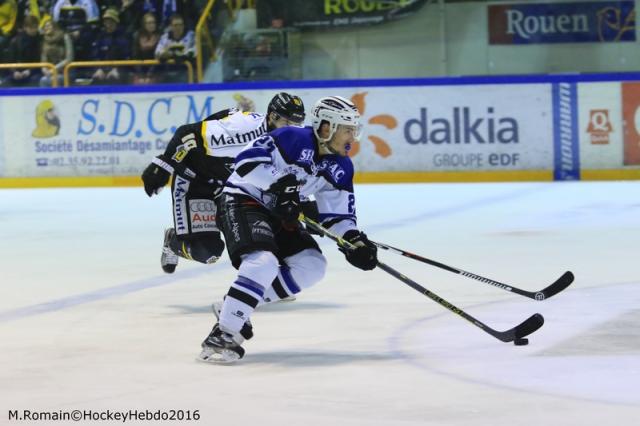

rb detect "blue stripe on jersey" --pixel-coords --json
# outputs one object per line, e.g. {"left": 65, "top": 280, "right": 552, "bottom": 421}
{"left": 234, "top": 276, "right": 265, "bottom": 297}
{"left": 280, "top": 266, "right": 301, "bottom": 294}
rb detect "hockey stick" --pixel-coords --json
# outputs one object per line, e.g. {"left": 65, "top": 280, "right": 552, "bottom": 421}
{"left": 301, "top": 216, "right": 544, "bottom": 343}
{"left": 370, "top": 241, "right": 574, "bottom": 301}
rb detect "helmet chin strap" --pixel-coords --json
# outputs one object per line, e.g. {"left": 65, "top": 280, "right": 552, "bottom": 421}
{"left": 317, "top": 138, "right": 340, "bottom": 155}
{"left": 266, "top": 113, "right": 276, "bottom": 132}
{"left": 315, "top": 125, "right": 340, "bottom": 155}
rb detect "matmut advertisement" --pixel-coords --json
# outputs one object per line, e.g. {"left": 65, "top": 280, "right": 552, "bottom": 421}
{"left": 0, "top": 84, "right": 553, "bottom": 178}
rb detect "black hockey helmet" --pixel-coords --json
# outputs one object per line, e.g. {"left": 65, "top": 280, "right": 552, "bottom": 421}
{"left": 267, "top": 92, "right": 306, "bottom": 124}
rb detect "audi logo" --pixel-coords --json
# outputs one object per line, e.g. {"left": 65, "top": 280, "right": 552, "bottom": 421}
{"left": 189, "top": 200, "right": 216, "bottom": 212}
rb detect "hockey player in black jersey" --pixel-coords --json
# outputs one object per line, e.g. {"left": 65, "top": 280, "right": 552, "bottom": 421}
{"left": 141, "top": 93, "right": 306, "bottom": 274}
{"left": 199, "top": 96, "right": 378, "bottom": 363}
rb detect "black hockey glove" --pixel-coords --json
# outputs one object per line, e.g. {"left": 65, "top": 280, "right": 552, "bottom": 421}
{"left": 268, "top": 174, "right": 301, "bottom": 226}
{"left": 340, "top": 230, "right": 378, "bottom": 271}
{"left": 141, "top": 156, "right": 171, "bottom": 197}
{"left": 301, "top": 200, "right": 322, "bottom": 236}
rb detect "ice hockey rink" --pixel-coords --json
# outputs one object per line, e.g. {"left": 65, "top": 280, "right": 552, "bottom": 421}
{"left": 1, "top": 181, "right": 638, "bottom": 426}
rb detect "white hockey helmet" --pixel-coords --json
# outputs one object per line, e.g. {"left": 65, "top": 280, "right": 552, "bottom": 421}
{"left": 312, "top": 96, "right": 362, "bottom": 143}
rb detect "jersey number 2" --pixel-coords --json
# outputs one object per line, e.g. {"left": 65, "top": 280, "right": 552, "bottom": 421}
{"left": 348, "top": 194, "right": 356, "bottom": 214}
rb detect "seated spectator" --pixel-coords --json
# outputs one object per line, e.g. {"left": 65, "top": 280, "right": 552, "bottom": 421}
{"left": 131, "top": 11, "right": 159, "bottom": 83}
{"left": 154, "top": 13, "right": 194, "bottom": 83}
{"left": 155, "top": 13, "right": 194, "bottom": 62}
{"left": 0, "top": 0, "right": 18, "bottom": 62}
{"left": 90, "top": 8, "right": 131, "bottom": 85}
{"left": 52, "top": 0, "right": 100, "bottom": 60}
{"left": 40, "top": 18, "right": 73, "bottom": 87}
{"left": 3, "top": 14, "right": 41, "bottom": 87}
{"left": 141, "top": 0, "right": 197, "bottom": 31}
{"left": 96, "top": 0, "right": 142, "bottom": 35}
{"left": 132, "top": 11, "right": 159, "bottom": 59}
{"left": 52, "top": 0, "right": 99, "bottom": 31}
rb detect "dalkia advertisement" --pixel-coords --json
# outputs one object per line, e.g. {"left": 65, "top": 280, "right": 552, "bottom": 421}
{"left": 488, "top": 1, "right": 636, "bottom": 44}
{"left": 0, "top": 84, "right": 554, "bottom": 178}
{"left": 304, "top": 85, "right": 554, "bottom": 173}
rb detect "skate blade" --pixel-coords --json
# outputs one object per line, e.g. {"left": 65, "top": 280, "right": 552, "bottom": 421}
{"left": 197, "top": 348, "right": 241, "bottom": 365}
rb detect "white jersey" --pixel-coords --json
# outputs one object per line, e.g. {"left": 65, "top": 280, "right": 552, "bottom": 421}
{"left": 199, "top": 110, "right": 268, "bottom": 160}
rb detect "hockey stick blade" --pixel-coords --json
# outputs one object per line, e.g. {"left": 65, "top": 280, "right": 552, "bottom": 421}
{"left": 484, "top": 313, "right": 544, "bottom": 342}
{"left": 533, "top": 271, "right": 574, "bottom": 300}
{"left": 510, "top": 313, "right": 544, "bottom": 341}
{"left": 372, "top": 240, "right": 574, "bottom": 301}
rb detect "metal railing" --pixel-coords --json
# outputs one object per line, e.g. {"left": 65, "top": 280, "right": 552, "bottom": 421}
{"left": 0, "top": 62, "right": 59, "bottom": 87}
{"left": 195, "top": 0, "right": 237, "bottom": 82}
{"left": 63, "top": 59, "right": 193, "bottom": 86}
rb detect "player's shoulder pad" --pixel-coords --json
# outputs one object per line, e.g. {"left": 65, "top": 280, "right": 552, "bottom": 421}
{"left": 173, "top": 121, "right": 201, "bottom": 139}
{"left": 223, "top": 109, "right": 264, "bottom": 122}
{"left": 270, "top": 125, "right": 312, "bottom": 141}
{"left": 203, "top": 108, "right": 234, "bottom": 122}
{"left": 269, "top": 126, "right": 316, "bottom": 165}
{"left": 269, "top": 126, "right": 315, "bottom": 156}
{"left": 241, "top": 111, "right": 266, "bottom": 121}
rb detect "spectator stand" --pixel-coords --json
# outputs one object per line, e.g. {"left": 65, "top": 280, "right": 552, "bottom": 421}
{"left": 63, "top": 59, "right": 193, "bottom": 86}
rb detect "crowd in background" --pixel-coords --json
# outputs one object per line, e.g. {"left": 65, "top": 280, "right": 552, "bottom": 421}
{"left": 0, "top": 0, "right": 209, "bottom": 86}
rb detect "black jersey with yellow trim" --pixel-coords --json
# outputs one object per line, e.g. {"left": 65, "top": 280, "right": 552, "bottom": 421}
{"left": 160, "top": 109, "right": 269, "bottom": 184}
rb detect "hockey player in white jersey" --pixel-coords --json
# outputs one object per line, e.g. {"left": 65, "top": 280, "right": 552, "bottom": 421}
{"left": 141, "top": 93, "right": 306, "bottom": 274}
{"left": 199, "top": 96, "right": 378, "bottom": 363}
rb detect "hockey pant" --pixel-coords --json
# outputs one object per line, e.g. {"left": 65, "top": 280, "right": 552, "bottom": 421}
{"left": 218, "top": 249, "right": 327, "bottom": 336}
{"left": 170, "top": 174, "right": 224, "bottom": 264}
{"left": 216, "top": 194, "right": 327, "bottom": 335}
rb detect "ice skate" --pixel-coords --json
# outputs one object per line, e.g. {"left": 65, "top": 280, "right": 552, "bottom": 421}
{"left": 212, "top": 302, "right": 253, "bottom": 342}
{"left": 161, "top": 228, "right": 179, "bottom": 273}
{"left": 198, "top": 324, "right": 245, "bottom": 364}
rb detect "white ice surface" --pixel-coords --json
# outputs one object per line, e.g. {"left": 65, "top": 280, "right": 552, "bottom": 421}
{"left": 1, "top": 182, "right": 639, "bottom": 425}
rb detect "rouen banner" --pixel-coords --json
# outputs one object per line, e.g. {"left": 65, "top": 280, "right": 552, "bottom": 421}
{"left": 489, "top": 1, "right": 636, "bottom": 44}
{"left": 257, "top": 0, "right": 429, "bottom": 29}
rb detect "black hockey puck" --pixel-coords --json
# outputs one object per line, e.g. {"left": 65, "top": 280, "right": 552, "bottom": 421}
{"left": 514, "top": 338, "right": 529, "bottom": 346}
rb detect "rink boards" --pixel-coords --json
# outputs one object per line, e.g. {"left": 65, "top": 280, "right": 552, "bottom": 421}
{"left": 0, "top": 75, "right": 639, "bottom": 187}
